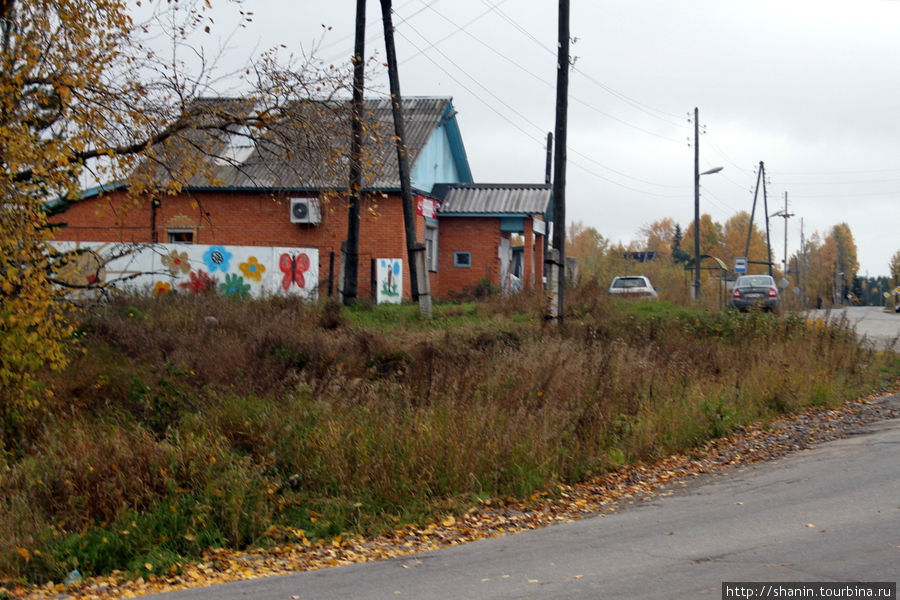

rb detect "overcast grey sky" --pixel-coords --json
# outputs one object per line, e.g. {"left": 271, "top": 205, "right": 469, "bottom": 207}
{"left": 184, "top": 0, "right": 900, "bottom": 276}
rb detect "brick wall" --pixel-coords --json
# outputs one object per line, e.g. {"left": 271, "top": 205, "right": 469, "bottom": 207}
{"left": 432, "top": 216, "right": 501, "bottom": 297}
{"left": 51, "top": 190, "right": 546, "bottom": 301}
{"left": 51, "top": 189, "right": 423, "bottom": 300}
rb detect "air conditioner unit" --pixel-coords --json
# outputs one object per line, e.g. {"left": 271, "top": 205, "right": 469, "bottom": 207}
{"left": 290, "top": 198, "right": 321, "bottom": 225}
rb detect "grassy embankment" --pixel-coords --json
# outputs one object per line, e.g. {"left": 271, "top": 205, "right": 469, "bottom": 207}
{"left": 1, "top": 287, "right": 896, "bottom": 584}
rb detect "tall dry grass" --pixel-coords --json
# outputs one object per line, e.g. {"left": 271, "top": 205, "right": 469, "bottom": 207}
{"left": 0, "top": 288, "right": 891, "bottom": 582}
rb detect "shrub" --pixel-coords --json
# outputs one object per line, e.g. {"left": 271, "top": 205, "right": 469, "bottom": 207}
{"left": 1, "top": 291, "right": 890, "bottom": 583}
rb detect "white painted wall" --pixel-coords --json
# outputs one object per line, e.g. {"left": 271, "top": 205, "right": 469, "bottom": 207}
{"left": 50, "top": 242, "right": 319, "bottom": 300}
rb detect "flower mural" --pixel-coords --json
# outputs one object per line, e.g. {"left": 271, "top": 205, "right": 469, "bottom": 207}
{"left": 49, "top": 242, "right": 319, "bottom": 300}
{"left": 52, "top": 243, "right": 109, "bottom": 288}
{"left": 161, "top": 249, "right": 191, "bottom": 275}
{"left": 239, "top": 256, "right": 266, "bottom": 282}
{"left": 202, "top": 245, "right": 233, "bottom": 273}
{"left": 152, "top": 281, "right": 172, "bottom": 297}
{"left": 179, "top": 270, "right": 216, "bottom": 295}
{"left": 219, "top": 273, "right": 250, "bottom": 298}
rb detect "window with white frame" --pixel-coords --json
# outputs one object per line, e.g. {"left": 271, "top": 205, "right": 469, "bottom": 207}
{"left": 167, "top": 229, "right": 194, "bottom": 244}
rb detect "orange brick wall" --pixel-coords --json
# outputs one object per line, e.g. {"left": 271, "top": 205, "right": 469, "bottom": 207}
{"left": 50, "top": 190, "right": 425, "bottom": 300}
{"left": 432, "top": 216, "right": 502, "bottom": 297}
{"left": 51, "top": 191, "right": 545, "bottom": 301}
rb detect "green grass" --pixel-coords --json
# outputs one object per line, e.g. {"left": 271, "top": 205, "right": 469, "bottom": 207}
{"left": 0, "top": 287, "right": 895, "bottom": 584}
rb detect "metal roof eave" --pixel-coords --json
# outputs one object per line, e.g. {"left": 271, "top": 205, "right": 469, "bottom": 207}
{"left": 74, "top": 183, "right": 433, "bottom": 196}
{"left": 438, "top": 212, "right": 545, "bottom": 218}
{"left": 440, "top": 102, "right": 474, "bottom": 183}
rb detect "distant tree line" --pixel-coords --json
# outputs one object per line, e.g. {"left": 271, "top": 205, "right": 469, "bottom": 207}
{"left": 565, "top": 213, "right": 892, "bottom": 308}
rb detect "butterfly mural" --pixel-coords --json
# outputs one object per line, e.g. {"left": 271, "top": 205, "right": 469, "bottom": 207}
{"left": 279, "top": 252, "right": 311, "bottom": 290}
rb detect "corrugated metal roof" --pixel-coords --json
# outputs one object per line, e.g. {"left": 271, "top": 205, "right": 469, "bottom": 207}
{"left": 436, "top": 184, "right": 552, "bottom": 215}
{"left": 137, "top": 97, "right": 457, "bottom": 191}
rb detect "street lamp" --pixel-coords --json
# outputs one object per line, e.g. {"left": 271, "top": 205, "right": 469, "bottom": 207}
{"left": 691, "top": 107, "right": 724, "bottom": 301}
{"left": 692, "top": 164, "right": 723, "bottom": 301}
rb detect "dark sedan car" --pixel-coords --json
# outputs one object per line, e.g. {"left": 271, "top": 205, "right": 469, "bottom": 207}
{"left": 731, "top": 275, "right": 779, "bottom": 312}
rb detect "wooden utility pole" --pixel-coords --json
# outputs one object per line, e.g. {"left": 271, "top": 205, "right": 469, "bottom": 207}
{"left": 799, "top": 218, "right": 807, "bottom": 304}
{"left": 745, "top": 160, "right": 774, "bottom": 276}
{"left": 744, "top": 162, "right": 763, "bottom": 260}
{"left": 547, "top": 0, "right": 569, "bottom": 324}
{"left": 380, "top": 0, "right": 432, "bottom": 317}
{"left": 691, "top": 109, "right": 722, "bottom": 299}
{"left": 762, "top": 165, "right": 772, "bottom": 276}
{"left": 341, "top": 0, "right": 366, "bottom": 304}
{"left": 692, "top": 107, "right": 700, "bottom": 300}
{"left": 771, "top": 191, "right": 794, "bottom": 276}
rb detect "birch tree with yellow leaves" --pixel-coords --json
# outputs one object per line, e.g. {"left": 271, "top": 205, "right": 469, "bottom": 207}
{"left": 0, "top": 0, "right": 355, "bottom": 447}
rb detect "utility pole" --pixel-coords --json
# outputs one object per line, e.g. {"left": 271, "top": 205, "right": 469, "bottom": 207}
{"left": 745, "top": 162, "right": 763, "bottom": 259}
{"left": 380, "top": 0, "right": 432, "bottom": 317}
{"left": 762, "top": 168, "right": 772, "bottom": 276}
{"left": 800, "top": 218, "right": 807, "bottom": 305}
{"left": 744, "top": 161, "right": 774, "bottom": 276}
{"left": 543, "top": 132, "right": 552, "bottom": 287}
{"left": 691, "top": 109, "right": 722, "bottom": 300}
{"left": 770, "top": 191, "right": 794, "bottom": 277}
{"left": 341, "top": 0, "right": 366, "bottom": 305}
{"left": 692, "top": 107, "right": 700, "bottom": 300}
{"left": 547, "top": 0, "right": 569, "bottom": 324}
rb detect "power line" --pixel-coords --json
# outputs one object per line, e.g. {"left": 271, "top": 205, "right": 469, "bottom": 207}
{"left": 567, "top": 147, "right": 686, "bottom": 191}
{"left": 773, "top": 167, "right": 900, "bottom": 176}
{"left": 316, "top": 2, "right": 694, "bottom": 195}
{"left": 394, "top": 26, "right": 547, "bottom": 138}
{"left": 773, "top": 175, "right": 900, "bottom": 185}
{"left": 702, "top": 133, "right": 755, "bottom": 177}
{"left": 567, "top": 158, "right": 687, "bottom": 198}
{"left": 396, "top": 21, "right": 693, "bottom": 198}
{"left": 317, "top": 0, "right": 430, "bottom": 65}
{"left": 477, "top": 0, "right": 686, "bottom": 126}
{"left": 785, "top": 189, "right": 900, "bottom": 199}
{"left": 411, "top": 2, "right": 685, "bottom": 143}
{"left": 324, "top": 4, "right": 759, "bottom": 213}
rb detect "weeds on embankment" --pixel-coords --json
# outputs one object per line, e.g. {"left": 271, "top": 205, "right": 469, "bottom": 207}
{"left": 0, "top": 288, "right": 894, "bottom": 583}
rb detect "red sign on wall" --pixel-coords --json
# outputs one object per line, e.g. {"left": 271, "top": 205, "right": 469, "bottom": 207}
{"left": 415, "top": 195, "right": 437, "bottom": 219}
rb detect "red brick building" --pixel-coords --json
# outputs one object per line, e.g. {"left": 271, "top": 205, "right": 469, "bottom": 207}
{"left": 49, "top": 97, "right": 550, "bottom": 300}
{"left": 431, "top": 183, "right": 550, "bottom": 297}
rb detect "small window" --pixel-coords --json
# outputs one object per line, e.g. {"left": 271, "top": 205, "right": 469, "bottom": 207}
{"left": 168, "top": 229, "right": 194, "bottom": 244}
{"left": 454, "top": 252, "right": 471, "bottom": 268}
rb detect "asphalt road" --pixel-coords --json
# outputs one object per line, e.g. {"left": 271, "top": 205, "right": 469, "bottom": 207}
{"left": 145, "top": 394, "right": 900, "bottom": 600}
{"left": 805, "top": 305, "right": 900, "bottom": 352}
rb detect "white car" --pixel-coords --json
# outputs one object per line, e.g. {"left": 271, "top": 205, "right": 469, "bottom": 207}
{"left": 608, "top": 276, "right": 659, "bottom": 299}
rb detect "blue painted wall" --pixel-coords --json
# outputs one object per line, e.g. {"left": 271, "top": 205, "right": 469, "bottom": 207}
{"left": 411, "top": 104, "right": 473, "bottom": 193}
